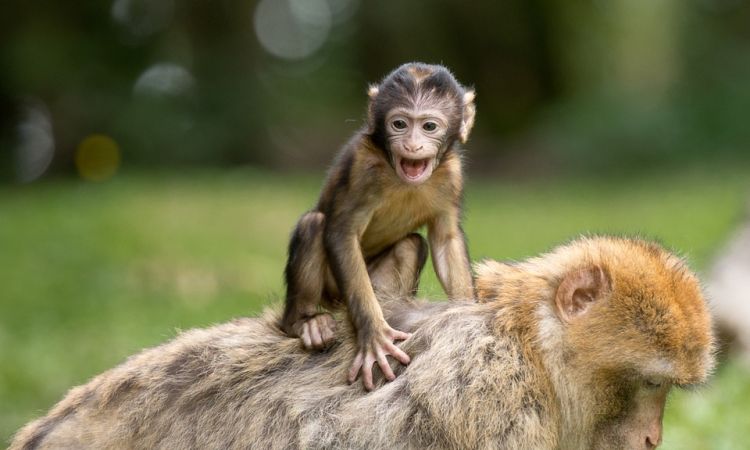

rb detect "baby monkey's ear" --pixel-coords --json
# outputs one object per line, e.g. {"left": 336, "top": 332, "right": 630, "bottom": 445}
{"left": 459, "top": 90, "right": 476, "bottom": 144}
{"left": 368, "top": 84, "right": 380, "bottom": 99}
{"left": 366, "top": 84, "right": 380, "bottom": 132}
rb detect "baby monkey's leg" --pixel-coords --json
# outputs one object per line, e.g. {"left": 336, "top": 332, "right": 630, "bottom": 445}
{"left": 282, "top": 212, "right": 337, "bottom": 350}
{"left": 368, "top": 233, "right": 428, "bottom": 301}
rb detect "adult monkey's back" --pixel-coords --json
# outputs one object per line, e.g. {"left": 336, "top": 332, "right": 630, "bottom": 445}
{"left": 12, "top": 236, "right": 714, "bottom": 450}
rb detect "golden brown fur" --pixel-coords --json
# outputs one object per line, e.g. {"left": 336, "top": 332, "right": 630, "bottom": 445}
{"left": 11, "top": 236, "right": 714, "bottom": 450}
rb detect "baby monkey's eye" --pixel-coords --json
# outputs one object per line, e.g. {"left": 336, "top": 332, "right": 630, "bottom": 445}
{"left": 644, "top": 379, "right": 663, "bottom": 389}
{"left": 422, "top": 121, "right": 438, "bottom": 132}
{"left": 392, "top": 119, "right": 408, "bottom": 130}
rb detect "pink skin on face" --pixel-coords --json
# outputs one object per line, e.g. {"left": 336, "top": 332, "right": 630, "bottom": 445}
{"left": 387, "top": 108, "right": 447, "bottom": 185}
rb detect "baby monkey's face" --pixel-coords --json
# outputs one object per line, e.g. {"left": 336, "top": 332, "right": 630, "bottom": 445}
{"left": 367, "top": 63, "right": 475, "bottom": 184}
{"left": 386, "top": 107, "right": 449, "bottom": 185}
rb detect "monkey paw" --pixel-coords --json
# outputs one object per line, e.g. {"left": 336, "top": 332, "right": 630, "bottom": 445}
{"left": 296, "top": 314, "right": 337, "bottom": 351}
{"left": 347, "top": 326, "right": 412, "bottom": 391}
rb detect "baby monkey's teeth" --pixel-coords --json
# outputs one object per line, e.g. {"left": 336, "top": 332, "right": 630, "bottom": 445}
{"left": 400, "top": 158, "right": 429, "bottom": 179}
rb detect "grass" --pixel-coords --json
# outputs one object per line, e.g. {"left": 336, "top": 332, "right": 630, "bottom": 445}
{"left": 1, "top": 166, "right": 749, "bottom": 447}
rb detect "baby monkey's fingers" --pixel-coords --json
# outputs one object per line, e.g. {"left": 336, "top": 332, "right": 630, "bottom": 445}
{"left": 376, "top": 352, "right": 396, "bottom": 381}
{"left": 388, "top": 328, "right": 412, "bottom": 343}
{"left": 347, "top": 350, "right": 378, "bottom": 390}
{"left": 298, "top": 314, "right": 337, "bottom": 351}
{"left": 347, "top": 352, "right": 365, "bottom": 384}
{"left": 361, "top": 353, "right": 378, "bottom": 391}
{"left": 309, "top": 319, "right": 323, "bottom": 349}
{"left": 382, "top": 326, "right": 412, "bottom": 365}
{"left": 383, "top": 340, "right": 411, "bottom": 366}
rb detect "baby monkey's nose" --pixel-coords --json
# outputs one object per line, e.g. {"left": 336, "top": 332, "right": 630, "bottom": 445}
{"left": 403, "top": 142, "right": 423, "bottom": 153}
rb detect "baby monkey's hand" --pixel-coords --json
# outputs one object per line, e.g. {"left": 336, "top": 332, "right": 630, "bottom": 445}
{"left": 294, "top": 313, "right": 337, "bottom": 350}
{"left": 347, "top": 325, "right": 411, "bottom": 391}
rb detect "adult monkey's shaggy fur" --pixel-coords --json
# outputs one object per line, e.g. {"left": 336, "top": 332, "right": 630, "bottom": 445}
{"left": 11, "top": 236, "right": 714, "bottom": 450}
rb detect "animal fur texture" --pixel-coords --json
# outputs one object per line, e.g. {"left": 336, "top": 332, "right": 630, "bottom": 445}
{"left": 11, "top": 236, "right": 714, "bottom": 450}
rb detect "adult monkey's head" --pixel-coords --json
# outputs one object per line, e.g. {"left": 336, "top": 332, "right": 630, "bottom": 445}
{"left": 367, "top": 62, "right": 476, "bottom": 185}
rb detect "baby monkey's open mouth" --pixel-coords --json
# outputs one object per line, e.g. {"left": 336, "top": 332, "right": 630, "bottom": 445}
{"left": 401, "top": 158, "right": 428, "bottom": 178}
{"left": 396, "top": 156, "right": 433, "bottom": 184}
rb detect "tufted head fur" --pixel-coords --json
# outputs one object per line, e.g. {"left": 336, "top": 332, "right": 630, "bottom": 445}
{"left": 476, "top": 236, "right": 715, "bottom": 449}
{"left": 366, "top": 62, "right": 476, "bottom": 176}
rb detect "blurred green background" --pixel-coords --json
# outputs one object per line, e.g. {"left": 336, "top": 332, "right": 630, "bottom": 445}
{"left": 1, "top": 0, "right": 750, "bottom": 448}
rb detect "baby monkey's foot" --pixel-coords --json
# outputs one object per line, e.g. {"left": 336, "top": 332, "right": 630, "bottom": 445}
{"left": 295, "top": 313, "right": 337, "bottom": 350}
{"left": 347, "top": 326, "right": 412, "bottom": 391}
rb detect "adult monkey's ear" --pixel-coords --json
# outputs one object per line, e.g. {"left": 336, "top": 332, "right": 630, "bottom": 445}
{"left": 459, "top": 90, "right": 476, "bottom": 144}
{"left": 554, "top": 266, "right": 611, "bottom": 323}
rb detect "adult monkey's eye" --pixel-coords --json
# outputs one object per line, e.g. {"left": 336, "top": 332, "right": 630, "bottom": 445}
{"left": 392, "top": 119, "right": 408, "bottom": 130}
{"left": 422, "top": 121, "right": 438, "bottom": 132}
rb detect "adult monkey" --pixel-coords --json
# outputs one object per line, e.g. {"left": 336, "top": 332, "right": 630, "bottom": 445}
{"left": 12, "top": 236, "right": 715, "bottom": 450}
{"left": 281, "top": 62, "right": 476, "bottom": 389}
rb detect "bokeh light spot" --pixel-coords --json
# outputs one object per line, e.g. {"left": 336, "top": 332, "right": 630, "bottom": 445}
{"left": 253, "top": 0, "right": 332, "bottom": 60}
{"left": 75, "top": 134, "right": 121, "bottom": 182}
{"left": 133, "top": 62, "right": 194, "bottom": 97}
{"left": 15, "top": 101, "right": 55, "bottom": 183}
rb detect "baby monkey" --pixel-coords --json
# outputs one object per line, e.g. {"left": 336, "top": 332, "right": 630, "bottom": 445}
{"left": 282, "top": 62, "right": 476, "bottom": 390}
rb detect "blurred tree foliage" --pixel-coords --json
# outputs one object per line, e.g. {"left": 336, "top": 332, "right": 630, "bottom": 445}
{"left": 1, "top": 0, "right": 749, "bottom": 181}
